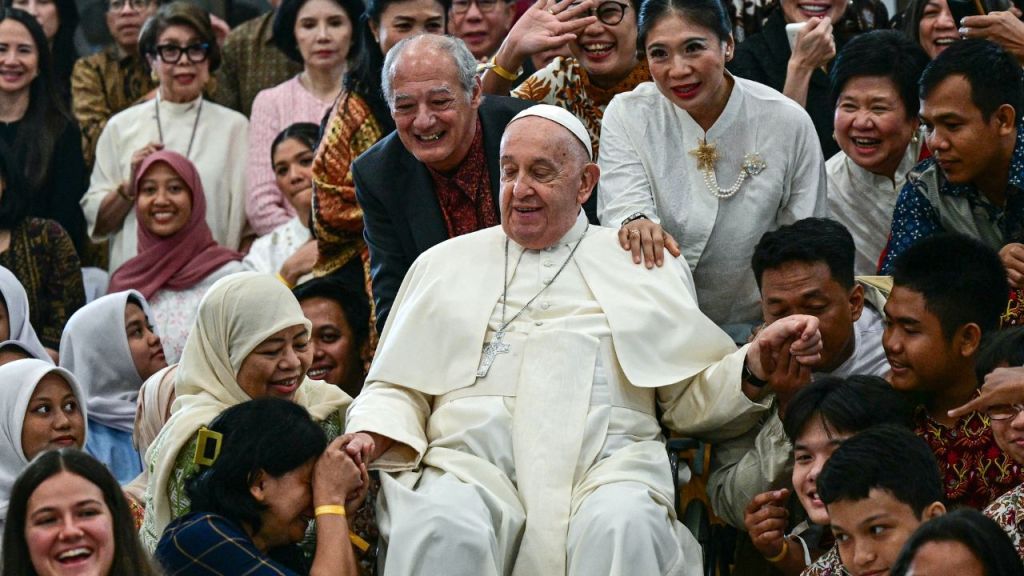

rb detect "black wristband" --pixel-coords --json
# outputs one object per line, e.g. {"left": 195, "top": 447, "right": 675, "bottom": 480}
{"left": 621, "top": 211, "right": 647, "bottom": 227}
{"left": 742, "top": 359, "right": 769, "bottom": 388}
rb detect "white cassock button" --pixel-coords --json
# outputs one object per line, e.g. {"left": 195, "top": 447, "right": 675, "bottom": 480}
{"left": 541, "top": 302, "right": 550, "bottom": 310}
{"left": 535, "top": 321, "right": 544, "bottom": 326}
{"left": 542, "top": 278, "right": 552, "bottom": 284}
{"left": 543, "top": 260, "right": 554, "bottom": 267}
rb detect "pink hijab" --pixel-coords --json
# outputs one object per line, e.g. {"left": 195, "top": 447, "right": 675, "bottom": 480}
{"left": 108, "top": 151, "right": 241, "bottom": 300}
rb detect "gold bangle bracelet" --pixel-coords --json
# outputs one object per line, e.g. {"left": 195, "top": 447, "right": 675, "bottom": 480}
{"left": 487, "top": 61, "right": 520, "bottom": 81}
{"left": 766, "top": 538, "right": 790, "bottom": 563}
{"left": 314, "top": 505, "right": 346, "bottom": 518}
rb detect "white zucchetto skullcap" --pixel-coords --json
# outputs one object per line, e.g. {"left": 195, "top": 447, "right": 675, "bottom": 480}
{"left": 508, "top": 104, "right": 593, "bottom": 160}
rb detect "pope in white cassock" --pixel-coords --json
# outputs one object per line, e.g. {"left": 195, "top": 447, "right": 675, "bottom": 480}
{"left": 344, "top": 105, "right": 823, "bottom": 576}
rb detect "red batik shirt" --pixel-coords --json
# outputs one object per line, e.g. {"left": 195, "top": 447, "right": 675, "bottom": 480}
{"left": 914, "top": 405, "right": 1024, "bottom": 509}
{"left": 427, "top": 121, "right": 498, "bottom": 238}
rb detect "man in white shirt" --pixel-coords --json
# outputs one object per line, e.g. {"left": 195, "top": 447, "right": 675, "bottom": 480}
{"left": 708, "top": 217, "right": 891, "bottom": 529}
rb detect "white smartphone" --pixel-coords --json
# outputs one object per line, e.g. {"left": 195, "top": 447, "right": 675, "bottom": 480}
{"left": 786, "top": 22, "right": 807, "bottom": 52}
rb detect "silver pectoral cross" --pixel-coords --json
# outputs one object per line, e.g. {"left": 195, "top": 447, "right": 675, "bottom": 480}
{"left": 476, "top": 330, "right": 510, "bottom": 378}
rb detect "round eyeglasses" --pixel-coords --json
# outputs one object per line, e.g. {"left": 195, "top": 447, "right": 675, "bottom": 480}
{"left": 574, "top": 0, "right": 629, "bottom": 25}
{"left": 152, "top": 43, "right": 211, "bottom": 64}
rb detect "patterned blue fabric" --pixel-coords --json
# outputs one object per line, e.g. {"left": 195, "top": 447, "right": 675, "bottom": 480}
{"left": 879, "top": 125, "right": 1024, "bottom": 273}
{"left": 85, "top": 419, "right": 142, "bottom": 484}
{"left": 156, "top": 512, "right": 306, "bottom": 576}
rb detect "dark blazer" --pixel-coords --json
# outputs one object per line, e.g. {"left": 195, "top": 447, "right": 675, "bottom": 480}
{"left": 353, "top": 95, "right": 533, "bottom": 332}
{"left": 728, "top": 10, "right": 839, "bottom": 159}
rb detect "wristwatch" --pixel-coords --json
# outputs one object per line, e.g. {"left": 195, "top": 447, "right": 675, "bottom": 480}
{"left": 741, "top": 359, "right": 769, "bottom": 388}
{"left": 621, "top": 211, "right": 647, "bottom": 227}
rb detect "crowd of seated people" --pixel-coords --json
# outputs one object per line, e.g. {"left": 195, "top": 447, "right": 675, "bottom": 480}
{"left": 6, "top": 0, "right": 1024, "bottom": 572}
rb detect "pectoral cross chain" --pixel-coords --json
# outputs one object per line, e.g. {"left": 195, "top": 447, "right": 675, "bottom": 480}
{"left": 476, "top": 330, "right": 510, "bottom": 378}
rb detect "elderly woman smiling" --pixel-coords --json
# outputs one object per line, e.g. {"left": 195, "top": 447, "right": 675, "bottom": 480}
{"left": 826, "top": 30, "right": 930, "bottom": 276}
{"left": 82, "top": 1, "right": 248, "bottom": 274}
{"left": 140, "top": 272, "right": 353, "bottom": 550}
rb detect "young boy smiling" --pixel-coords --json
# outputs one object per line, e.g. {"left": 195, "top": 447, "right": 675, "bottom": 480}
{"left": 818, "top": 425, "right": 946, "bottom": 576}
{"left": 883, "top": 233, "right": 1023, "bottom": 508}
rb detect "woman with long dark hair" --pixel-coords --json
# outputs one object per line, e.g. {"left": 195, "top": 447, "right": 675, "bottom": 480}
{"left": 0, "top": 8, "right": 87, "bottom": 255}
{"left": 0, "top": 138, "right": 84, "bottom": 356}
{"left": 2, "top": 448, "right": 161, "bottom": 576}
{"left": 7, "top": 0, "right": 78, "bottom": 103}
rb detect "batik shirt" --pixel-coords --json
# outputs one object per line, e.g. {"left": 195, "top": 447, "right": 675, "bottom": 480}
{"left": 985, "top": 483, "right": 1024, "bottom": 561}
{"left": 880, "top": 125, "right": 1024, "bottom": 273}
{"left": 914, "top": 405, "right": 1024, "bottom": 509}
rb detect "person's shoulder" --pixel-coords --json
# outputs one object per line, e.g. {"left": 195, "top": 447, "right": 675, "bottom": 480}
{"left": 73, "top": 49, "right": 110, "bottom": 73}
{"left": 480, "top": 95, "right": 534, "bottom": 123}
{"left": 420, "top": 225, "right": 505, "bottom": 261}
{"left": 604, "top": 82, "right": 662, "bottom": 119}
{"left": 160, "top": 511, "right": 246, "bottom": 550}
{"left": 733, "top": 76, "right": 807, "bottom": 116}
{"left": 203, "top": 99, "right": 249, "bottom": 126}
{"left": 224, "top": 12, "right": 271, "bottom": 46}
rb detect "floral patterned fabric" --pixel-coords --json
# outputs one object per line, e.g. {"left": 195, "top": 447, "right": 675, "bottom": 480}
{"left": 511, "top": 57, "right": 650, "bottom": 158}
{"left": 985, "top": 482, "right": 1024, "bottom": 561}
{"left": 148, "top": 261, "right": 245, "bottom": 364}
{"left": 914, "top": 405, "right": 1024, "bottom": 509}
{"left": 802, "top": 544, "right": 846, "bottom": 576}
{"left": 879, "top": 125, "right": 1024, "bottom": 274}
{"left": 426, "top": 122, "right": 498, "bottom": 238}
{"left": 0, "top": 218, "right": 85, "bottom": 349}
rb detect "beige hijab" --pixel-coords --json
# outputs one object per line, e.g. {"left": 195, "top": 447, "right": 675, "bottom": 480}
{"left": 140, "top": 272, "right": 351, "bottom": 548}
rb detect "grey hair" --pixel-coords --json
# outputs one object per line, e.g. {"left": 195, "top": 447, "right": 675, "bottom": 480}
{"left": 381, "top": 34, "right": 479, "bottom": 109}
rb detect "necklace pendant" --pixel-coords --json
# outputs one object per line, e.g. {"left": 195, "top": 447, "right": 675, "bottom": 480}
{"left": 689, "top": 139, "right": 719, "bottom": 172}
{"left": 742, "top": 153, "right": 767, "bottom": 176}
{"left": 477, "top": 330, "right": 511, "bottom": 378}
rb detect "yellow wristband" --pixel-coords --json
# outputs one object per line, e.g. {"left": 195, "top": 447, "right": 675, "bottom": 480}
{"left": 275, "top": 273, "right": 295, "bottom": 289}
{"left": 485, "top": 61, "right": 520, "bottom": 81}
{"left": 766, "top": 538, "right": 790, "bottom": 563}
{"left": 314, "top": 505, "right": 346, "bottom": 518}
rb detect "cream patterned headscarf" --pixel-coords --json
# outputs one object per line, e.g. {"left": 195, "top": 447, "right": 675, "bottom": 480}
{"left": 140, "top": 272, "right": 351, "bottom": 548}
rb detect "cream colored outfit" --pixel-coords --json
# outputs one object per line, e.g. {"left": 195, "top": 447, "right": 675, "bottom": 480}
{"left": 825, "top": 139, "right": 923, "bottom": 275}
{"left": 347, "top": 214, "right": 770, "bottom": 576}
{"left": 598, "top": 79, "right": 827, "bottom": 330}
{"left": 140, "top": 272, "right": 351, "bottom": 549}
{"left": 82, "top": 97, "right": 249, "bottom": 273}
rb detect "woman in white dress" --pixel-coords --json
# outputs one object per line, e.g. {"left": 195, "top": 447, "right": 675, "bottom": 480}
{"left": 598, "top": 0, "right": 827, "bottom": 338}
{"left": 81, "top": 1, "right": 248, "bottom": 274}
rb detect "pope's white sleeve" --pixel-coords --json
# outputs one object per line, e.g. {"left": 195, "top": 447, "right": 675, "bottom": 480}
{"left": 346, "top": 381, "right": 432, "bottom": 473}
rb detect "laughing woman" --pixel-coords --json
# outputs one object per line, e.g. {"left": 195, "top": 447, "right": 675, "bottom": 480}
{"left": 83, "top": 1, "right": 248, "bottom": 274}
{"left": 140, "top": 272, "right": 353, "bottom": 550}
{"left": 597, "top": 0, "right": 826, "bottom": 338}
{"left": 106, "top": 151, "right": 244, "bottom": 364}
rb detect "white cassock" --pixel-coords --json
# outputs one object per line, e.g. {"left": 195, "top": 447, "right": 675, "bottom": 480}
{"left": 347, "top": 213, "right": 770, "bottom": 576}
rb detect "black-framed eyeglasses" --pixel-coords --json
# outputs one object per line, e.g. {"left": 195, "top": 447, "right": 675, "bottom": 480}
{"left": 987, "top": 403, "right": 1024, "bottom": 421}
{"left": 574, "top": 0, "right": 629, "bottom": 25}
{"left": 107, "top": 0, "right": 153, "bottom": 12}
{"left": 450, "top": 0, "right": 507, "bottom": 14}
{"left": 152, "top": 43, "right": 210, "bottom": 64}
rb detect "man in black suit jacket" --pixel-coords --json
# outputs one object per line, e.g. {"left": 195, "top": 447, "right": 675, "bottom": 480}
{"left": 353, "top": 34, "right": 532, "bottom": 331}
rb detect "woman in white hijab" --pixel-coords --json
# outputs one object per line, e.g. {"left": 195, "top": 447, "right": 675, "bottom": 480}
{"left": 60, "top": 290, "right": 168, "bottom": 484}
{"left": 0, "top": 359, "right": 87, "bottom": 535}
{"left": 0, "top": 266, "right": 51, "bottom": 363}
{"left": 140, "top": 272, "right": 352, "bottom": 549}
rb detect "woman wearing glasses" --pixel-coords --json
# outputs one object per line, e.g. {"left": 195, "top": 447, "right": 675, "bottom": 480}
{"left": 70, "top": 0, "right": 159, "bottom": 168}
{"left": 482, "top": 0, "right": 648, "bottom": 166}
{"left": 82, "top": 1, "right": 248, "bottom": 274}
